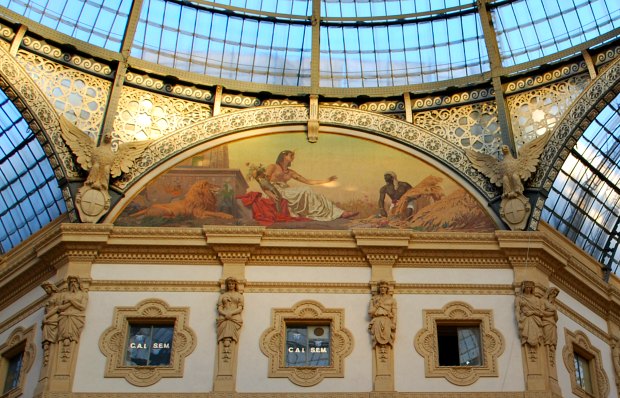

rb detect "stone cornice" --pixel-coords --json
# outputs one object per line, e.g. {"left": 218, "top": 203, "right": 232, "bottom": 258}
{"left": 1, "top": 222, "right": 619, "bottom": 328}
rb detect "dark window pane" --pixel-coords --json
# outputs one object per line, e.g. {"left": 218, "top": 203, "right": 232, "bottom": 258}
{"left": 3, "top": 350, "right": 24, "bottom": 394}
{"left": 285, "top": 325, "right": 330, "bottom": 367}
{"left": 437, "top": 325, "right": 482, "bottom": 366}
{"left": 125, "top": 324, "right": 174, "bottom": 366}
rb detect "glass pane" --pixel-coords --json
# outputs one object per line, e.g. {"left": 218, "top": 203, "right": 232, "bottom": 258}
{"left": 574, "top": 352, "right": 593, "bottom": 393}
{"left": 0, "top": 92, "right": 66, "bottom": 253}
{"left": 125, "top": 324, "right": 174, "bottom": 366}
{"left": 285, "top": 325, "right": 330, "bottom": 367}
{"left": 457, "top": 327, "right": 482, "bottom": 366}
{"left": 542, "top": 91, "right": 620, "bottom": 274}
{"left": 3, "top": 350, "right": 23, "bottom": 394}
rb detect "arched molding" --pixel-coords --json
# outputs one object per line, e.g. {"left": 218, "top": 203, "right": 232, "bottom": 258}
{"left": 0, "top": 40, "right": 78, "bottom": 219}
{"left": 114, "top": 106, "right": 496, "bottom": 196}
{"left": 530, "top": 54, "right": 620, "bottom": 230}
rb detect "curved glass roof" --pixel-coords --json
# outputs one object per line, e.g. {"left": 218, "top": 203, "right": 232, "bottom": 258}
{"left": 0, "top": 90, "right": 66, "bottom": 253}
{"left": 1, "top": 0, "right": 618, "bottom": 89}
{"left": 542, "top": 91, "right": 620, "bottom": 275}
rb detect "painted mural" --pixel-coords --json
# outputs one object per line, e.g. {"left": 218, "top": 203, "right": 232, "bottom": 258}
{"left": 115, "top": 133, "right": 496, "bottom": 231}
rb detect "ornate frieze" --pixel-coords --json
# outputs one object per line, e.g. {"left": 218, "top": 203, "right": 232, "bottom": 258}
{"left": 221, "top": 92, "right": 261, "bottom": 108}
{"left": 19, "top": 36, "right": 114, "bottom": 78}
{"left": 124, "top": 71, "right": 213, "bottom": 102}
{"left": 505, "top": 62, "right": 588, "bottom": 95}
{"left": 411, "top": 87, "right": 495, "bottom": 110}
{"left": 15, "top": 50, "right": 110, "bottom": 140}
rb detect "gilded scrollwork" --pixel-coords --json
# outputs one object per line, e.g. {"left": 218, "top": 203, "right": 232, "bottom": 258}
{"left": 411, "top": 88, "right": 495, "bottom": 110}
{"left": 125, "top": 71, "right": 213, "bottom": 102}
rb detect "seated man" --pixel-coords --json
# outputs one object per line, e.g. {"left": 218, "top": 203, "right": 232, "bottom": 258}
{"left": 378, "top": 172, "right": 414, "bottom": 220}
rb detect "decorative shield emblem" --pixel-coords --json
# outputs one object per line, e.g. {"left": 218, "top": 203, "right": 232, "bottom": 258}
{"left": 75, "top": 186, "right": 111, "bottom": 223}
{"left": 499, "top": 195, "right": 531, "bottom": 231}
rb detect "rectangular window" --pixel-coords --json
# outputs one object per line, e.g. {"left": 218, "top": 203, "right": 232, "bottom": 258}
{"left": 125, "top": 324, "right": 174, "bottom": 366}
{"left": 437, "top": 324, "right": 482, "bottom": 366}
{"left": 574, "top": 351, "right": 593, "bottom": 394}
{"left": 285, "top": 325, "right": 330, "bottom": 367}
{"left": 2, "top": 348, "right": 24, "bottom": 394}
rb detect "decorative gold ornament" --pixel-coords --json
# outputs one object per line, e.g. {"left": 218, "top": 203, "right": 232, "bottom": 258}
{"left": 465, "top": 133, "right": 550, "bottom": 230}
{"left": 58, "top": 115, "right": 151, "bottom": 223}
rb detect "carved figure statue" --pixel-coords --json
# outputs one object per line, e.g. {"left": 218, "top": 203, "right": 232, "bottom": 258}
{"left": 59, "top": 116, "right": 151, "bottom": 192}
{"left": 465, "top": 134, "right": 549, "bottom": 200}
{"left": 41, "top": 282, "right": 60, "bottom": 363}
{"left": 541, "top": 287, "right": 559, "bottom": 361}
{"left": 216, "top": 277, "right": 244, "bottom": 344}
{"left": 57, "top": 276, "right": 88, "bottom": 345}
{"left": 515, "top": 281, "right": 543, "bottom": 349}
{"left": 368, "top": 281, "right": 397, "bottom": 347}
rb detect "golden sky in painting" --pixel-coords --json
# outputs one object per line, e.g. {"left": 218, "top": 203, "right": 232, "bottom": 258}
{"left": 227, "top": 132, "right": 460, "bottom": 203}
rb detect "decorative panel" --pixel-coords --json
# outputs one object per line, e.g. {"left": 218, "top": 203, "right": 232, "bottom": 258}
{"left": 15, "top": 50, "right": 111, "bottom": 140}
{"left": 113, "top": 87, "right": 212, "bottom": 143}
{"left": 508, "top": 73, "right": 590, "bottom": 148}
{"left": 412, "top": 101, "right": 501, "bottom": 153}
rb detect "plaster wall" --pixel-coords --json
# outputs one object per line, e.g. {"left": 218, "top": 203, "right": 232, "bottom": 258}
{"left": 394, "top": 268, "right": 513, "bottom": 285}
{"left": 551, "top": 283, "right": 608, "bottom": 331}
{"left": 91, "top": 263, "right": 222, "bottom": 281}
{"left": 246, "top": 265, "right": 371, "bottom": 283}
{"left": 0, "top": 286, "right": 46, "bottom": 325}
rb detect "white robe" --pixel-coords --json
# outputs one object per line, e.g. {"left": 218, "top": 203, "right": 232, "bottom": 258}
{"left": 273, "top": 182, "right": 344, "bottom": 221}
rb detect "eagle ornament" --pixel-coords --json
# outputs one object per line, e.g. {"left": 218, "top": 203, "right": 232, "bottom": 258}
{"left": 59, "top": 116, "right": 151, "bottom": 223}
{"left": 465, "top": 133, "right": 550, "bottom": 230}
